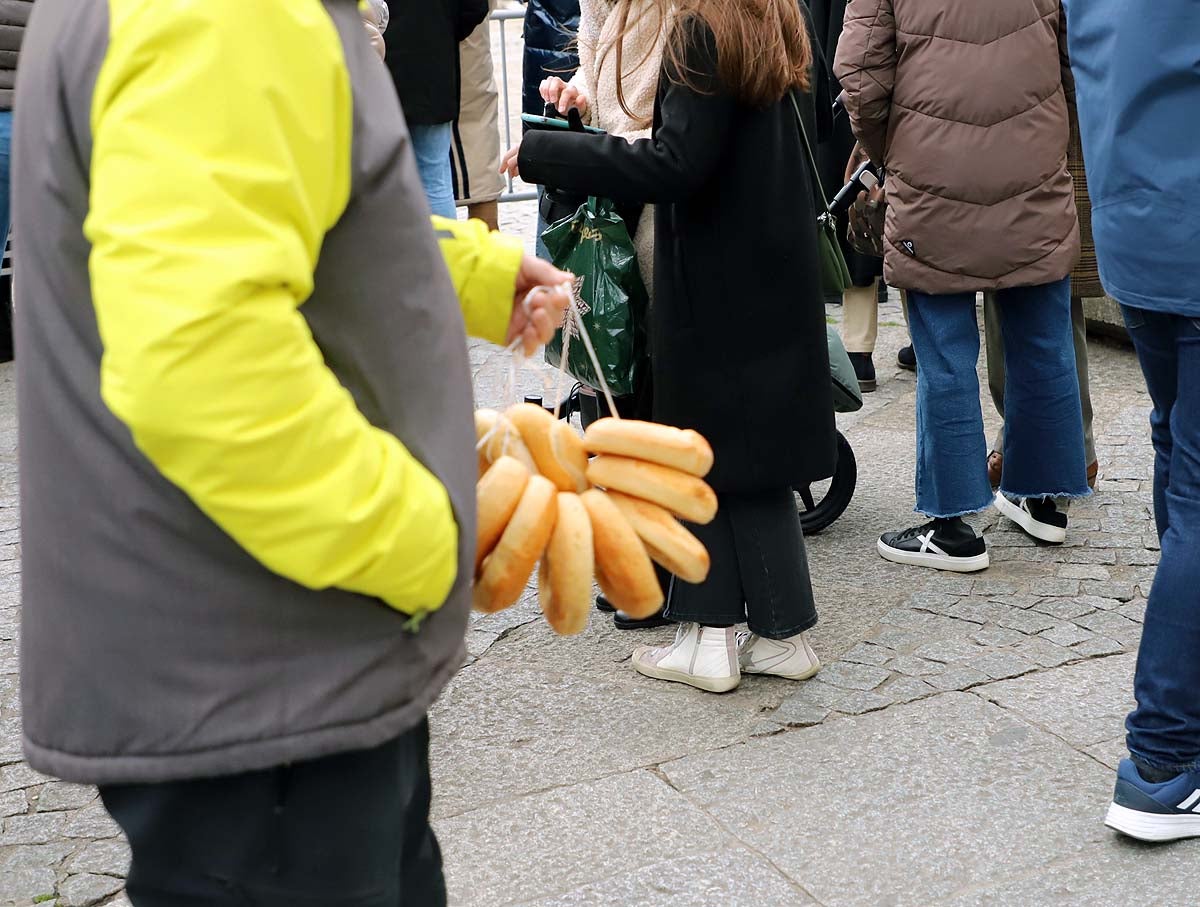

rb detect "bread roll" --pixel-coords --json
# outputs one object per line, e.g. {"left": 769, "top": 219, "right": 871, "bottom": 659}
{"left": 584, "top": 418, "right": 714, "bottom": 478}
{"left": 586, "top": 456, "right": 718, "bottom": 525}
{"left": 475, "top": 408, "right": 536, "bottom": 475}
{"left": 537, "top": 493, "right": 594, "bottom": 635}
{"left": 506, "top": 402, "right": 588, "bottom": 492}
{"left": 579, "top": 489, "right": 663, "bottom": 619}
{"left": 475, "top": 456, "right": 531, "bottom": 573}
{"left": 474, "top": 475, "right": 558, "bottom": 613}
{"left": 606, "top": 491, "right": 710, "bottom": 584}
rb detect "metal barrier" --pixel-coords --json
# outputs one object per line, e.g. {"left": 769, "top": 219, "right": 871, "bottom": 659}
{"left": 490, "top": 6, "right": 537, "bottom": 204}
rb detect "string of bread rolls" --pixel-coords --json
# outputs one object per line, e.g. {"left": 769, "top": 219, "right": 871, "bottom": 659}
{"left": 473, "top": 405, "right": 717, "bottom": 636}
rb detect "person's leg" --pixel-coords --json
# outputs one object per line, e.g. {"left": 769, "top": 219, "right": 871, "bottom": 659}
{"left": 407, "top": 123, "right": 456, "bottom": 220}
{"left": 982, "top": 291, "right": 1007, "bottom": 478}
{"left": 843, "top": 279, "right": 879, "bottom": 391}
{"left": 732, "top": 488, "right": 817, "bottom": 639}
{"left": 100, "top": 724, "right": 444, "bottom": 906}
{"left": 905, "top": 291, "right": 992, "bottom": 517}
{"left": 992, "top": 278, "right": 1088, "bottom": 544}
{"left": 534, "top": 191, "right": 551, "bottom": 262}
{"left": 877, "top": 290, "right": 991, "bottom": 572}
{"left": 1105, "top": 307, "right": 1200, "bottom": 843}
{"left": 842, "top": 280, "right": 879, "bottom": 354}
{"left": 635, "top": 499, "right": 742, "bottom": 692}
{"left": 1071, "top": 295, "right": 1098, "bottom": 473}
{"left": 1122, "top": 307, "right": 1200, "bottom": 769}
{"left": 897, "top": 289, "right": 917, "bottom": 370}
{"left": 1121, "top": 306, "right": 1177, "bottom": 540}
{"left": 661, "top": 499, "right": 745, "bottom": 629}
{"left": 735, "top": 487, "right": 823, "bottom": 681}
{"left": 994, "top": 278, "right": 1088, "bottom": 499}
{"left": 0, "top": 110, "right": 11, "bottom": 250}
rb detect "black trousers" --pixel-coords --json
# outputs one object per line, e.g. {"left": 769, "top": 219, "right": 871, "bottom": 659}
{"left": 99, "top": 720, "right": 444, "bottom": 907}
{"left": 665, "top": 487, "right": 819, "bottom": 639}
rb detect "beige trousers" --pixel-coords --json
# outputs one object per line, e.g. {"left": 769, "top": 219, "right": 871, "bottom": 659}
{"left": 842, "top": 280, "right": 909, "bottom": 354}
{"left": 453, "top": 3, "right": 505, "bottom": 206}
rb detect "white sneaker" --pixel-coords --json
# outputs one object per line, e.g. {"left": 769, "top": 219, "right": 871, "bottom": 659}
{"left": 632, "top": 623, "right": 740, "bottom": 693}
{"left": 738, "top": 631, "right": 822, "bottom": 680}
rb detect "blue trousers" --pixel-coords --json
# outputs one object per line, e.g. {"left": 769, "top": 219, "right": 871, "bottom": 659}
{"left": 0, "top": 111, "right": 12, "bottom": 253}
{"left": 408, "top": 123, "right": 456, "bottom": 220}
{"left": 907, "top": 278, "right": 1089, "bottom": 517}
{"left": 1122, "top": 305, "right": 1200, "bottom": 773}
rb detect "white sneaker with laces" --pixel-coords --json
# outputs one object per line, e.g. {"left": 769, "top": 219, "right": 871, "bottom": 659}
{"left": 738, "top": 631, "right": 822, "bottom": 680}
{"left": 632, "top": 623, "right": 740, "bottom": 693}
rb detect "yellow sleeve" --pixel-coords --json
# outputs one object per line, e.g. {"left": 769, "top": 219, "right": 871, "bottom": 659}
{"left": 433, "top": 215, "right": 524, "bottom": 345}
{"left": 86, "top": 0, "right": 457, "bottom": 617}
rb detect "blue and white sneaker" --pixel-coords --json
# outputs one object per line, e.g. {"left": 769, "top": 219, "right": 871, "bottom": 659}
{"left": 1105, "top": 758, "right": 1200, "bottom": 842}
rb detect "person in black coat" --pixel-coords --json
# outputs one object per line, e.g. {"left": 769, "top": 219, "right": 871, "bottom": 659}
{"left": 512, "top": 0, "right": 837, "bottom": 694}
{"left": 386, "top": 0, "right": 490, "bottom": 218}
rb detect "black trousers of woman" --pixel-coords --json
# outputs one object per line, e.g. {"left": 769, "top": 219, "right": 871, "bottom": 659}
{"left": 664, "top": 487, "right": 818, "bottom": 639}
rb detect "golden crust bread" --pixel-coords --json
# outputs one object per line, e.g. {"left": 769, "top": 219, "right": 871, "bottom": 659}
{"left": 475, "top": 456, "right": 531, "bottom": 573}
{"left": 550, "top": 419, "right": 589, "bottom": 492}
{"left": 583, "top": 418, "right": 714, "bottom": 478}
{"left": 586, "top": 455, "right": 718, "bottom": 525}
{"left": 579, "top": 489, "right": 663, "bottom": 619}
{"left": 537, "top": 493, "right": 594, "bottom": 635}
{"left": 505, "top": 402, "right": 587, "bottom": 492}
{"left": 474, "top": 475, "right": 558, "bottom": 613}
{"left": 606, "top": 491, "right": 710, "bottom": 584}
{"left": 476, "top": 409, "right": 537, "bottom": 475}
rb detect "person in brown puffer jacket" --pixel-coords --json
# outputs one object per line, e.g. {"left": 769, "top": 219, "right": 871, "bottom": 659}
{"left": 835, "top": 0, "right": 1089, "bottom": 574}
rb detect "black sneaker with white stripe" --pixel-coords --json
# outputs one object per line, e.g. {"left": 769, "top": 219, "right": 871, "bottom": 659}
{"left": 994, "top": 492, "right": 1068, "bottom": 544}
{"left": 877, "top": 517, "right": 990, "bottom": 573}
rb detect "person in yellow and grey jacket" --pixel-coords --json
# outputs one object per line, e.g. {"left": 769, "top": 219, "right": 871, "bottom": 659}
{"left": 12, "top": 1, "right": 570, "bottom": 904}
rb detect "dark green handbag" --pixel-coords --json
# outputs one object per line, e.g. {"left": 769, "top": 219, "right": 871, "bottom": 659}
{"left": 789, "top": 92, "right": 852, "bottom": 297}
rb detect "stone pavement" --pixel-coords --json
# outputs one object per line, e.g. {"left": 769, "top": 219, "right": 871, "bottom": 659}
{"left": 1, "top": 199, "right": 1196, "bottom": 905}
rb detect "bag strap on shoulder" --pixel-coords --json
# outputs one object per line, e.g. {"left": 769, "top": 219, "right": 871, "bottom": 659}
{"left": 789, "top": 90, "right": 835, "bottom": 218}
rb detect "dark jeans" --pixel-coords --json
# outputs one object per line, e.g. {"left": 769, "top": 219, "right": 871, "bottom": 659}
{"left": 665, "top": 487, "right": 818, "bottom": 639}
{"left": 1121, "top": 305, "right": 1200, "bottom": 774}
{"left": 906, "top": 278, "right": 1089, "bottom": 517}
{"left": 99, "top": 721, "right": 444, "bottom": 907}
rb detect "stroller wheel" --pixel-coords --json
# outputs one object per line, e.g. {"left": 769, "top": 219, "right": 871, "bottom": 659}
{"left": 795, "top": 431, "right": 857, "bottom": 535}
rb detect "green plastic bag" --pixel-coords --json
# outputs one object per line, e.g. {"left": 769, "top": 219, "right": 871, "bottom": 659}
{"left": 542, "top": 197, "right": 648, "bottom": 399}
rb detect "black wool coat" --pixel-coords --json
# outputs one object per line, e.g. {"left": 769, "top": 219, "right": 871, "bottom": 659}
{"left": 805, "top": 0, "right": 882, "bottom": 288}
{"left": 385, "top": 0, "right": 490, "bottom": 125}
{"left": 519, "top": 19, "right": 837, "bottom": 492}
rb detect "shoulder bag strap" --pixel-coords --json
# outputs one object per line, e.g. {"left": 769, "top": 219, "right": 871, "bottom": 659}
{"left": 788, "top": 90, "right": 835, "bottom": 217}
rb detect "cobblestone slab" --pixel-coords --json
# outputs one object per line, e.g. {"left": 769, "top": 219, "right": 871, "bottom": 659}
{"left": 660, "top": 693, "right": 1115, "bottom": 907}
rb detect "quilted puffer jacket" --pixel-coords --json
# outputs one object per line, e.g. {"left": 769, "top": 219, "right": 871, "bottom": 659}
{"left": 522, "top": 0, "right": 580, "bottom": 116}
{"left": 834, "top": 0, "right": 1080, "bottom": 294}
{"left": 0, "top": 0, "right": 33, "bottom": 110}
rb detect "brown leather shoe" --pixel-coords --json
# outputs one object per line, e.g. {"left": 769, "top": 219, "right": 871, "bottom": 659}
{"left": 1087, "top": 460, "right": 1099, "bottom": 490}
{"left": 987, "top": 451, "right": 1003, "bottom": 489}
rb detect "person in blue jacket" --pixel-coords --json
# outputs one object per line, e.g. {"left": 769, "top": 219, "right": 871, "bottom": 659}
{"left": 522, "top": 0, "right": 580, "bottom": 118}
{"left": 1064, "top": 0, "right": 1200, "bottom": 843}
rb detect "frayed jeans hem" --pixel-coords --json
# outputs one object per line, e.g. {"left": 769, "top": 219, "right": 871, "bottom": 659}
{"left": 997, "top": 487, "right": 1093, "bottom": 503}
{"left": 913, "top": 501, "right": 992, "bottom": 520}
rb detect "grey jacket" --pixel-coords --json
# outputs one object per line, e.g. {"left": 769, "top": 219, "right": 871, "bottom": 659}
{"left": 0, "top": 0, "right": 32, "bottom": 110}
{"left": 14, "top": 0, "right": 477, "bottom": 783}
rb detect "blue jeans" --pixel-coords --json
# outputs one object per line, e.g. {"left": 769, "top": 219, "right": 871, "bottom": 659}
{"left": 907, "top": 278, "right": 1088, "bottom": 517}
{"left": 408, "top": 122, "right": 456, "bottom": 220}
{"left": 0, "top": 111, "right": 12, "bottom": 252}
{"left": 1122, "top": 305, "right": 1200, "bottom": 773}
{"left": 535, "top": 188, "right": 551, "bottom": 261}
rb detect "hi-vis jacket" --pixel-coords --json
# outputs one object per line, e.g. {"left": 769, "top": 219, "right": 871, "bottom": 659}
{"left": 14, "top": 0, "right": 522, "bottom": 783}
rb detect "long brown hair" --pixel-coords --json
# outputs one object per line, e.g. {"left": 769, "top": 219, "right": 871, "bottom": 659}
{"left": 669, "top": 0, "right": 812, "bottom": 103}
{"left": 599, "top": 0, "right": 812, "bottom": 120}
